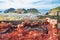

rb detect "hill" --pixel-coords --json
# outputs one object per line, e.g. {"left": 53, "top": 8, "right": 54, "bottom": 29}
{"left": 27, "top": 8, "right": 40, "bottom": 14}
{"left": 4, "top": 8, "right": 40, "bottom": 14}
{"left": 48, "top": 6, "right": 60, "bottom": 16}
{"left": 4, "top": 8, "right": 15, "bottom": 13}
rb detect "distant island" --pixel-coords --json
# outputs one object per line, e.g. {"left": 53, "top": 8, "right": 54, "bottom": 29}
{"left": 3, "top": 8, "right": 40, "bottom": 14}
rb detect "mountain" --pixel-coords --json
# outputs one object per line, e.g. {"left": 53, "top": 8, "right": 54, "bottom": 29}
{"left": 27, "top": 8, "right": 40, "bottom": 14}
{"left": 14, "top": 8, "right": 27, "bottom": 14}
{"left": 0, "top": 11, "right": 2, "bottom": 13}
{"left": 4, "top": 8, "right": 15, "bottom": 13}
{"left": 48, "top": 6, "right": 60, "bottom": 15}
{"left": 3, "top": 8, "right": 41, "bottom": 14}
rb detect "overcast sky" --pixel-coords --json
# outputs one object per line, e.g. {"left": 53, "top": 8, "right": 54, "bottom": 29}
{"left": 0, "top": 0, "right": 60, "bottom": 13}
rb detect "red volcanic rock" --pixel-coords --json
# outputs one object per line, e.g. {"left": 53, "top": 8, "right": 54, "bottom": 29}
{"left": 0, "top": 22, "right": 8, "bottom": 28}
{"left": 58, "top": 29, "right": 60, "bottom": 40}
{"left": 0, "top": 18, "right": 59, "bottom": 40}
{"left": 25, "top": 30, "right": 43, "bottom": 40}
{"left": 22, "top": 20, "right": 31, "bottom": 26}
{"left": 30, "top": 21, "right": 40, "bottom": 28}
{"left": 47, "top": 19, "right": 58, "bottom": 40}
{"left": 0, "top": 22, "right": 9, "bottom": 32}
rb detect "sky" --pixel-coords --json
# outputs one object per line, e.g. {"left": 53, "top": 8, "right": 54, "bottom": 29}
{"left": 0, "top": 0, "right": 60, "bottom": 13}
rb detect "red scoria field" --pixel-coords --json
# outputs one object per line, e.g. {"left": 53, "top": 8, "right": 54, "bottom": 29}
{"left": 0, "top": 18, "right": 60, "bottom": 40}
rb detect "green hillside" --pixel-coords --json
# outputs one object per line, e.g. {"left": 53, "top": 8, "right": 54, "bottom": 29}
{"left": 48, "top": 6, "right": 60, "bottom": 15}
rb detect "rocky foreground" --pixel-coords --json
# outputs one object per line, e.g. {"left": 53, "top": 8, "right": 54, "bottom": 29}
{"left": 0, "top": 18, "right": 60, "bottom": 40}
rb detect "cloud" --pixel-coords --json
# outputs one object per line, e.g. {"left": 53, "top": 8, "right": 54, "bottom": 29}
{"left": 0, "top": 0, "right": 60, "bottom": 10}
